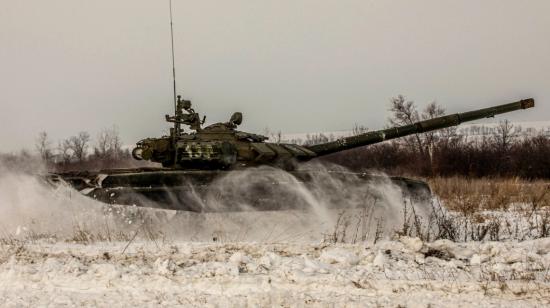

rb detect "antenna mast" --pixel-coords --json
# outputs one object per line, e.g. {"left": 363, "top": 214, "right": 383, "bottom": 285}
{"left": 169, "top": 0, "right": 177, "bottom": 113}
{"left": 169, "top": 0, "right": 179, "bottom": 167}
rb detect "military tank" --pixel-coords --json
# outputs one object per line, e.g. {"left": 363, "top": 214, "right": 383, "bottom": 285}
{"left": 48, "top": 96, "right": 534, "bottom": 212}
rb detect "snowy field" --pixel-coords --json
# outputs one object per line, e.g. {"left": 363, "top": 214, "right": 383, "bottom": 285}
{"left": 0, "top": 165, "right": 549, "bottom": 307}
{"left": 1, "top": 238, "right": 549, "bottom": 307}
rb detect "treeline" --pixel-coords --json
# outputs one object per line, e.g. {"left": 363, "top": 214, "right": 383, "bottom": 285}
{"left": 323, "top": 134, "right": 549, "bottom": 179}
{"left": 32, "top": 126, "right": 150, "bottom": 172}
{"left": 320, "top": 96, "right": 550, "bottom": 179}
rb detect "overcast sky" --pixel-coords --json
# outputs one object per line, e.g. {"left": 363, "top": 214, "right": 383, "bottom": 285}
{"left": 1, "top": 0, "right": 548, "bottom": 151}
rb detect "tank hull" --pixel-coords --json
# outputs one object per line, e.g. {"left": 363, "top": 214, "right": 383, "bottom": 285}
{"left": 47, "top": 169, "right": 432, "bottom": 212}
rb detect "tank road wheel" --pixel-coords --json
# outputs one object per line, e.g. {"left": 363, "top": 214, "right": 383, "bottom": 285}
{"left": 132, "top": 147, "right": 143, "bottom": 160}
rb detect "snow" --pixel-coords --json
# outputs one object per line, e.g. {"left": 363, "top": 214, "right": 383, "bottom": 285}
{"left": 1, "top": 238, "right": 549, "bottom": 307}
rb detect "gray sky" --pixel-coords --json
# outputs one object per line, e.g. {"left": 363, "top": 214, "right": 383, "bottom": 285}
{"left": 1, "top": 0, "right": 548, "bottom": 152}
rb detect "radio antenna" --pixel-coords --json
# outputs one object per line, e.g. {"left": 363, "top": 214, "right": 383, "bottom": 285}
{"left": 169, "top": 0, "right": 177, "bottom": 113}
{"left": 169, "top": 0, "right": 179, "bottom": 167}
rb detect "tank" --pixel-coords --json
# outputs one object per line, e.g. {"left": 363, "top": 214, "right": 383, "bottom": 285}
{"left": 48, "top": 97, "right": 535, "bottom": 212}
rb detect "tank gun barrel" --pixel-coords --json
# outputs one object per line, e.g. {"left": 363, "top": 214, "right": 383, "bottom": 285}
{"left": 306, "top": 98, "right": 535, "bottom": 157}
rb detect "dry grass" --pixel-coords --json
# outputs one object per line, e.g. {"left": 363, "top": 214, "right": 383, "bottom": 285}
{"left": 429, "top": 177, "right": 549, "bottom": 215}
{"left": 324, "top": 177, "right": 550, "bottom": 244}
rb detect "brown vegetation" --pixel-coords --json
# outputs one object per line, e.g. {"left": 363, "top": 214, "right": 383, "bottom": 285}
{"left": 429, "top": 177, "right": 549, "bottom": 213}
{"left": 321, "top": 134, "right": 549, "bottom": 179}
{"left": 321, "top": 96, "right": 549, "bottom": 179}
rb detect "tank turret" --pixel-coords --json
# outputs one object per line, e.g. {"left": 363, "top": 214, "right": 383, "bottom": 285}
{"left": 132, "top": 98, "right": 534, "bottom": 169}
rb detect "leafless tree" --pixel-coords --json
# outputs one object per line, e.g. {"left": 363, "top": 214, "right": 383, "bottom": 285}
{"left": 421, "top": 101, "right": 447, "bottom": 149}
{"left": 95, "top": 126, "right": 123, "bottom": 160}
{"left": 494, "top": 119, "right": 516, "bottom": 152}
{"left": 35, "top": 131, "right": 53, "bottom": 162}
{"left": 388, "top": 95, "right": 424, "bottom": 155}
{"left": 387, "top": 96, "right": 450, "bottom": 176}
{"left": 388, "top": 96, "right": 449, "bottom": 154}
{"left": 58, "top": 140, "right": 73, "bottom": 164}
{"left": 388, "top": 95, "right": 420, "bottom": 125}
{"left": 67, "top": 131, "right": 91, "bottom": 162}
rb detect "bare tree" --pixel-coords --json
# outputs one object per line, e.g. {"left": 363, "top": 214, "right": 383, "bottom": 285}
{"left": 95, "top": 126, "right": 123, "bottom": 160}
{"left": 388, "top": 95, "right": 424, "bottom": 155}
{"left": 67, "top": 132, "right": 91, "bottom": 162}
{"left": 421, "top": 101, "right": 446, "bottom": 150}
{"left": 58, "top": 140, "right": 73, "bottom": 164}
{"left": 387, "top": 96, "right": 450, "bottom": 175}
{"left": 388, "top": 95, "right": 420, "bottom": 125}
{"left": 388, "top": 96, "right": 449, "bottom": 154}
{"left": 494, "top": 119, "right": 516, "bottom": 152}
{"left": 35, "top": 131, "right": 53, "bottom": 162}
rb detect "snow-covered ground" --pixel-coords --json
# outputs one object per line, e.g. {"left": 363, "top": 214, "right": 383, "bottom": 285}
{"left": 1, "top": 238, "right": 549, "bottom": 307}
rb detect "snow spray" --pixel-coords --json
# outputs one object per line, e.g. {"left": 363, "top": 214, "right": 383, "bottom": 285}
{"left": 0, "top": 160, "right": 432, "bottom": 243}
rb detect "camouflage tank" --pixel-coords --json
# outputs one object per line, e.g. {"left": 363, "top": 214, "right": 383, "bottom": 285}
{"left": 49, "top": 97, "right": 534, "bottom": 212}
